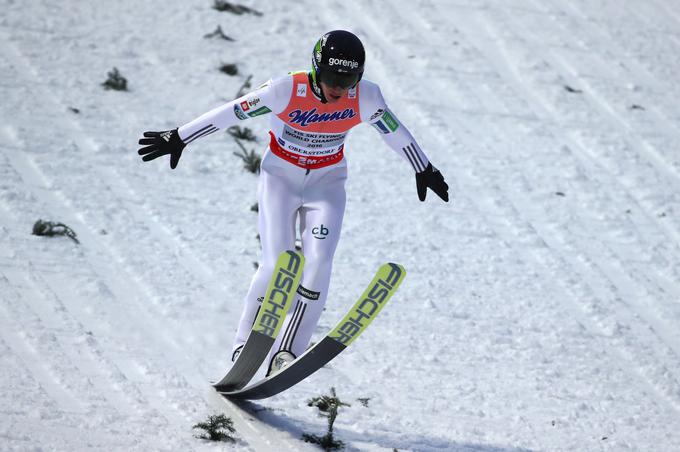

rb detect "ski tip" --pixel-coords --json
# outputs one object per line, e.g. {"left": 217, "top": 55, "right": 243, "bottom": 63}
{"left": 383, "top": 262, "right": 406, "bottom": 279}
{"left": 280, "top": 249, "right": 305, "bottom": 271}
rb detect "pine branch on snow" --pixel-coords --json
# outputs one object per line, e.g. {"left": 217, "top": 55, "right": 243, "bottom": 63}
{"left": 192, "top": 414, "right": 237, "bottom": 442}
{"left": 228, "top": 125, "right": 258, "bottom": 142}
{"left": 203, "top": 25, "right": 235, "bottom": 41}
{"left": 219, "top": 63, "right": 238, "bottom": 76}
{"left": 303, "top": 387, "right": 350, "bottom": 451}
{"left": 212, "top": 0, "right": 263, "bottom": 16}
{"left": 32, "top": 220, "right": 80, "bottom": 244}
{"left": 236, "top": 75, "right": 253, "bottom": 98}
{"left": 356, "top": 397, "right": 370, "bottom": 408}
{"left": 102, "top": 67, "right": 128, "bottom": 91}
{"left": 233, "top": 138, "right": 261, "bottom": 174}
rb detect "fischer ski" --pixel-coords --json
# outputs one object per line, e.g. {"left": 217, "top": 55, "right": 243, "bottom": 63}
{"left": 213, "top": 250, "right": 304, "bottom": 392}
{"left": 218, "top": 262, "right": 406, "bottom": 400}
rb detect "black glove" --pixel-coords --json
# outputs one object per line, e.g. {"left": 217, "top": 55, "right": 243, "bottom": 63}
{"left": 138, "top": 129, "right": 186, "bottom": 169}
{"left": 416, "top": 163, "right": 449, "bottom": 202}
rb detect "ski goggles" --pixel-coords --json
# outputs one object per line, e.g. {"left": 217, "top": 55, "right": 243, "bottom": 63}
{"left": 317, "top": 68, "right": 362, "bottom": 89}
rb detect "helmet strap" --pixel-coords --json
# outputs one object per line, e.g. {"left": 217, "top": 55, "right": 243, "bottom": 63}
{"left": 308, "top": 70, "right": 328, "bottom": 104}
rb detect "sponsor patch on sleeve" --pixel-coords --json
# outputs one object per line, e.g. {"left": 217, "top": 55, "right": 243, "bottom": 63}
{"left": 247, "top": 106, "right": 272, "bottom": 118}
{"left": 246, "top": 96, "right": 261, "bottom": 108}
{"left": 369, "top": 108, "right": 384, "bottom": 121}
{"left": 234, "top": 104, "right": 248, "bottom": 120}
{"left": 371, "top": 120, "right": 391, "bottom": 134}
{"left": 382, "top": 110, "right": 399, "bottom": 132}
{"left": 369, "top": 109, "right": 399, "bottom": 133}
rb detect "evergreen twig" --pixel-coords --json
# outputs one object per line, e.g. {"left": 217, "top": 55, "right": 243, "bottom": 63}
{"left": 303, "top": 387, "right": 350, "bottom": 450}
{"left": 219, "top": 63, "right": 238, "bottom": 76}
{"left": 32, "top": 220, "right": 80, "bottom": 244}
{"left": 192, "top": 414, "right": 236, "bottom": 442}
{"left": 357, "top": 397, "right": 371, "bottom": 408}
{"left": 233, "top": 138, "right": 261, "bottom": 174}
{"left": 228, "top": 126, "right": 257, "bottom": 142}
{"left": 203, "top": 25, "right": 235, "bottom": 41}
{"left": 564, "top": 85, "right": 582, "bottom": 94}
{"left": 236, "top": 75, "right": 253, "bottom": 98}
{"left": 212, "top": 0, "right": 263, "bottom": 16}
{"left": 102, "top": 67, "right": 128, "bottom": 91}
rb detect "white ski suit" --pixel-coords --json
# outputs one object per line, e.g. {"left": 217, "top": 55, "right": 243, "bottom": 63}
{"left": 177, "top": 71, "right": 431, "bottom": 367}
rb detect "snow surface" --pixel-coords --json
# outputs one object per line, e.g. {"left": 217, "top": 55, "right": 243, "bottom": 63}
{"left": 2, "top": 0, "right": 680, "bottom": 450}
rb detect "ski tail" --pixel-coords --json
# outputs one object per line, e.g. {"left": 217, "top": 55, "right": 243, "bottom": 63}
{"left": 213, "top": 250, "right": 304, "bottom": 391}
{"left": 219, "top": 262, "right": 406, "bottom": 399}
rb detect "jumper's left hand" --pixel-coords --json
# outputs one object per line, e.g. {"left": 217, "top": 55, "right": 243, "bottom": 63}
{"left": 415, "top": 163, "right": 449, "bottom": 202}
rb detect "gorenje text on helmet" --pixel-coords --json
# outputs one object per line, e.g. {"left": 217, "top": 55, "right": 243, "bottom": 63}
{"left": 327, "top": 58, "right": 359, "bottom": 69}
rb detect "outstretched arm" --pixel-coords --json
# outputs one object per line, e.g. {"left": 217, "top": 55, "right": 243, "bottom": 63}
{"left": 360, "top": 81, "right": 449, "bottom": 202}
{"left": 137, "top": 77, "right": 290, "bottom": 169}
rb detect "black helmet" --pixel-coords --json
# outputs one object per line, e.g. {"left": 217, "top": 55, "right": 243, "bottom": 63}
{"left": 311, "top": 30, "right": 365, "bottom": 90}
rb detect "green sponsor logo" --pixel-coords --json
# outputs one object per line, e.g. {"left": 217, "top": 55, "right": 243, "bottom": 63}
{"left": 247, "top": 106, "right": 272, "bottom": 118}
{"left": 382, "top": 110, "right": 399, "bottom": 132}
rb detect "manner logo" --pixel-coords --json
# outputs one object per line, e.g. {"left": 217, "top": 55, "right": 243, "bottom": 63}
{"left": 288, "top": 108, "right": 357, "bottom": 127}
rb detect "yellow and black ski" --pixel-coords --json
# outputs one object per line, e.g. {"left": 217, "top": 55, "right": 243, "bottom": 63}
{"left": 213, "top": 250, "right": 304, "bottom": 392}
{"left": 217, "top": 262, "right": 405, "bottom": 399}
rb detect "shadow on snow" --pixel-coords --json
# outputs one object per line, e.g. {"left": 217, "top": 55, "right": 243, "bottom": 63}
{"left": 229, "top": 399, "right": 537, "bottom": 452}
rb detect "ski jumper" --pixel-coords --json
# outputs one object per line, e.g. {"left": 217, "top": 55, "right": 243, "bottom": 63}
{"left": 178, "top": 71, "right": 431, "bottom": 364}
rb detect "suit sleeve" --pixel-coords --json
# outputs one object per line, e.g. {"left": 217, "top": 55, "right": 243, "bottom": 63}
{"left": 359, "top": 81, "right": 431, "bottom": 173}
{"left": 177, "top": 76, "right": 292, "bottom": 145}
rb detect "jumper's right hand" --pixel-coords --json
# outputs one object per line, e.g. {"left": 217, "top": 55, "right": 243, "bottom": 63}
{"left": 138, "top": 128, "right": 186, "bottom": 169}
{"left": 415, "top": 163, "right": 449, "bottom": 202}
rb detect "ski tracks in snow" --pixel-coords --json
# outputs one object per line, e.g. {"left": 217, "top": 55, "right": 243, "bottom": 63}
{"left": 0, "top": 18, "right": 306, "bottom": 452}
{"left": 3, "top": 1, "right": 680, "bottom": 451}
{"left": 465, "top": 0, "right": 680, "bottom": 405}
{"left": 348, "top": 0, "right": 680, "bottom": 450}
